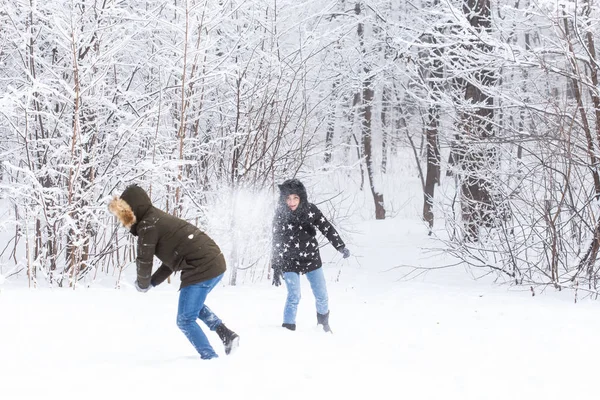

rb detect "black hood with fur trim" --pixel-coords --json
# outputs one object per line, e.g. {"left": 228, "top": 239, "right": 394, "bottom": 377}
{"left": 277, "top": 179, "right": 310, "bottom": 220}
{"left": 278, "top": 179, "right": 308, "bottom": 203}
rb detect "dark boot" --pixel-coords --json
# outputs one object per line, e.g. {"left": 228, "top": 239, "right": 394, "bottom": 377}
{"left": 282, "top": 323, "right": 296, "bottom": 331}
{"left": 216, "top": 323, "right": 239, "bottom": 355}
{"left": 317, "top": 311, "right": 332, "bottom": 333}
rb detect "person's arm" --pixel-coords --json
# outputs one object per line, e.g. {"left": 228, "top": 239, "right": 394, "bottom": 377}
{"left": 309, "top": 204, "right": 346, "bottom": 250}
{"left": 271, "top": 214, "right": 285, "bottom": 267}
{"left": 136, "top": 220, "right": 158, "bottom": 289}
{"left": 150, "top": 264, "right": 172, "bottom": 287}
{"left": 271, "top": 214, "right": 285, "bottom": 285}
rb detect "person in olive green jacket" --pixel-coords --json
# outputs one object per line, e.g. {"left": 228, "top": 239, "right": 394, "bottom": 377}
{"left": 109, "top": 184, "right": 239, "bottom": 359}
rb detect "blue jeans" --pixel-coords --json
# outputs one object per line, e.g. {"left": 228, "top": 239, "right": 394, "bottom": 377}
{"left": 283, "top": 268, "right": 329, "bottom": 325}
{"left": 176, "top": 274, "right": 224, "bottom": 359}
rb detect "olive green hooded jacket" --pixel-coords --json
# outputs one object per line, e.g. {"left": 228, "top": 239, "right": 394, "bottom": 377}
{"left": 109, "top": 184, "right": 225, "bottom": 289}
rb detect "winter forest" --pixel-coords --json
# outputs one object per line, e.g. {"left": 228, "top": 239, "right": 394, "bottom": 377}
{"left": 4, "top": 0, "right": 600, "bottom": 398}
{"left": 3, "top": 0, "right": 600, "bottom": 293}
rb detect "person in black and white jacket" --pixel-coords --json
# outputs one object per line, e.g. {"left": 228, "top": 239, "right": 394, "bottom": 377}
{"left": 271, "top": 179, "right": 350, "bottom": 333}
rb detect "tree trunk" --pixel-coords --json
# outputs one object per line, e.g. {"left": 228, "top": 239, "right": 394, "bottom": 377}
{"left": 562, "top": 12, "right": 600, "bottom": 198}
{"left": 357, "top": 2, "right": 385, "bottom": 219}
{"left": 423, "top": 104, "right": 441, "bottom": 233}
{"left": 381, "top": 85, "right": 390, "bottom": 174}
{"left": 362, "top": 78, "right": 385, "bottom": 220}
{"left": 325, "top": 80, "right": 339, "bottom": 164}
{"left": 458, "top": 0, "right": 497, "bottom": 241}
{"left": 420, "top": 33, "right": 443, "bottom": 233}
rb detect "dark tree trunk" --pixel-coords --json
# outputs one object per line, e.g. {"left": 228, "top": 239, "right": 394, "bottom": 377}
{"left": 381, "top": 85, "right": 390, "bottom": 174}
{"left": 324, "top": 81, "right": 339, "bottom": 164}
{"left": 420, "top": 32, "right": 443, "bottom": 233}
{"left": 423, "top": 104, "right": 441, "bottom": 233}
{"left": 458, "top": 0, "right": 497, "bottom": 241}
{"left": 362, "top": 77, "right": 386, "bottom": 219}
{"left": 357, "top": 2, "right": 385, "bottom": 219}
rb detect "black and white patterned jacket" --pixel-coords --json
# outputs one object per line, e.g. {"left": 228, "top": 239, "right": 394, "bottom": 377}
{"left": 272, "top": 201, "right": 345, "bottom": 274}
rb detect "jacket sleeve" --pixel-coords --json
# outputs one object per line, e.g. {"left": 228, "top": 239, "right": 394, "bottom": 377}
{"left": 271, "top": 214, "right": 285, "bottom": 270}
{"left": 136, "top": 220, "right": 158, "bottom": 289}
{"left": 310, "top": 204, "right": 345, "bottom": 250}
{"left": 151, "top": 264, "right": 172, "bottom": 287}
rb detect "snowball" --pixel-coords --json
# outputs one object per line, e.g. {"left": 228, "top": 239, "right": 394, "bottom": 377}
{"left": 188, "top": 234, "right": 194, "bottom": 239}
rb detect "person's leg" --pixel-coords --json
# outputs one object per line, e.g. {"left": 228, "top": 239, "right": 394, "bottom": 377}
{"left": 176, "top": 275, "right": 224, "bottom": 359}
{"left": 194, "top": 274, "right": 240, "bottom": 355}
{"left": 283, "top": 272, "right": 301, "bottom": 326}
{"left": 197, "top": 274, "right": 224, "bottom": 330}
{"left": 306, "top": 268, "right": 332, "bottom": 333}
{"left": 198, "top": 305, "right": 222, "bottom": 330}
{"left": 306, "top": 268, "right": 329, "bottom": 315}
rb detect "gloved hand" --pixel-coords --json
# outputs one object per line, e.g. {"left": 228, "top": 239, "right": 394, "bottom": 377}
{"left": 134, "top": 280, "right": 152, "bottom": 293}
{"left": 339, "top": 247, "right": 350, "bottom": 259}
{"left": 272, "top": 267, "right": 283, "bottom": 287}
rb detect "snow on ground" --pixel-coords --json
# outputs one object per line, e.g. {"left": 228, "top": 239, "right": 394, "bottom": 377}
{"left": 1, "top": 217, "right": 599, "bottom": 400}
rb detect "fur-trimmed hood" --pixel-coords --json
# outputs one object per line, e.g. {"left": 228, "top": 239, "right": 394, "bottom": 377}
{"left": 108, "top": 197, "right": 136, "bottom": 228}
{"left": 278, "top": 179, "right": 308, "bottom": 206}
{"left": 277, "top": 178, "right": 310, "bottom": 221}
{"left": 108, "top": 184, "right": 152, "bottom": 230}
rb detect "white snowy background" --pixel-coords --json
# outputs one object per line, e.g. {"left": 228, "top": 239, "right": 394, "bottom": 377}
{"left": 2, "top": 215, "right": 599, "bottom": 400}
{"left": 3, "top": 0, "right": 600, "bottom": 399}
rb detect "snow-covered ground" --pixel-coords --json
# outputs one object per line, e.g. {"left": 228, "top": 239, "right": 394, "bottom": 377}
{"left": 1, "top": 217, "right": 599, "bottom": 400}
